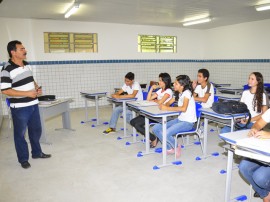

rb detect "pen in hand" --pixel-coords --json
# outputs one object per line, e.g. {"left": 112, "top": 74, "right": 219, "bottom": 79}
{"left": 36, "top": 86, "right": 42, "bottom": 95}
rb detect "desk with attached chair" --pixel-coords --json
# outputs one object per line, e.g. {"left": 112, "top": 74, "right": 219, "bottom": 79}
{"left": 219, "top": 129, "right": 270, "bottom": 202}
{"left": 138, "top": 106, "right": 179, "bottom": 169}
{"left": 107, "top": 97, "right": 137, "bottom": 139}
{"left": 199, "top": 108, "right": 247, "bottom": 159}
{"left": 80, "top": 91, "right": 107, "bottom": 126}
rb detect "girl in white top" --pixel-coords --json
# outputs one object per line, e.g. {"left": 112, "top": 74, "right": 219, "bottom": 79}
{"left": 221, "top": 72, "right": 269, "bottom": 133}
{"left": 130, "top": 73, "right": 173, "bottom": 148}
{"left": 147, "top": 73, "right": 173, "bottom": 104}
{"left": 152, "top": 75, "right": 196, "bottom": 158}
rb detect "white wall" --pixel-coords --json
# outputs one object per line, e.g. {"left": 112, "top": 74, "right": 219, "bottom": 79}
{"left": 0, "top": 17, "right": 269, "bottom": 114}
{"left": 1, "top": 18, "right": 270, "bottom": 62}
{"left": 203, "top": 19, "right": 270, "bottom": 59}
{"left": 0, "top": 18, "right": 204, "bottom": 62}
{"left": 0, "top": 18, "right": 37, "bottom": 61}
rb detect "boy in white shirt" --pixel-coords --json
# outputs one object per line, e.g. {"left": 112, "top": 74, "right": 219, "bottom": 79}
{"left": 193, "top": 68, "right": 214, "bottom": 108}
{"left": 103, "top": 72, "right": 143, "bottom": 135}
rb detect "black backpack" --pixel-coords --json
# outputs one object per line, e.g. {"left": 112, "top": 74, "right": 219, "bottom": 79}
{"left": 211, "top": 100, "right": 251, "bottom": 130}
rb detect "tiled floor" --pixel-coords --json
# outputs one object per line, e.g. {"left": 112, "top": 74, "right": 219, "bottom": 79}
{"left": 0, "top": 106, "right": 261, "bottom": 202}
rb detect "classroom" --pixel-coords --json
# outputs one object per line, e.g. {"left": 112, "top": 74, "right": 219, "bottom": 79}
{"left": 0, "top": 0, "right": 270, "bottom": 202}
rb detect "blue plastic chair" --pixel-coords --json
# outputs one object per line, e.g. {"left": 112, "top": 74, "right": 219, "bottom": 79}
{"left": 243, "top": 84, "right": 250, "bottom": 90}
{"left": 214, "top": 87, "right": 217, "bottom": 94}
{"left": 173, "top": 102, "right": 203, "bottom": 159}
{"left": 142, "top": 91, "right": 148, "bottom": 100}
{"left": 214, "top": 95, "right": 219, "bottom": 103}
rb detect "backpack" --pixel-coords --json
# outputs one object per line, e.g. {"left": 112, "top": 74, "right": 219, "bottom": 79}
{"left": 211, "top": 100, "right": 251, "bottom": 130}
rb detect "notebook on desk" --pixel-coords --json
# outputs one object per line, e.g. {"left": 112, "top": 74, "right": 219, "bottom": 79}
{"left": 39, "top": 99, "right": 60, "bottom": 105}
{"left": 135, "top": 101, "right": 158, "bottom": 107}
{"left": 235, "top": 148, "right": 270, "bottom": 163}
{"left": 236, "top": 137, "right": 270, "bottom": 156}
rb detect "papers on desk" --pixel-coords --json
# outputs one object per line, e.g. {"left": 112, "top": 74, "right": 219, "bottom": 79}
{"left": 220, "top": 130, "right": 270, "bottom": 162}
{"left": 80, "top": 91, "right": 107, "bottom": 95}
{"left": 133, "top": 100, "right": 158, "bottom": 107}
{"left": 235, "top": 148, "right": 270, "bottom": 163}
{"left": 39, "top": 99, "right": 60, "bottom": 105}
{"left": 236, "top": 137, "right": 270, "bottom": 156}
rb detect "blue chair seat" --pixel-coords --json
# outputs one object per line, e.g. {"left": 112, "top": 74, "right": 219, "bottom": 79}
{"left": 173, "top": 102, "right": 203, "bottom": 159}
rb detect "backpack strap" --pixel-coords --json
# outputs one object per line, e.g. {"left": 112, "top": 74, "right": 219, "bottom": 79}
{"left": 233, "top": 111, "right": 251, "bottom": 130}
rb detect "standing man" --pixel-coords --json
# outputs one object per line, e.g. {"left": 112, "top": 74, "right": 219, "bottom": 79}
{"left": 1, "top": 40, "right": 51, "bottom": 169}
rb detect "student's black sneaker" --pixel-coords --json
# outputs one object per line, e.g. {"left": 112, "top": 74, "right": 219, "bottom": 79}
{"left": 103, "top": 128, "right": 116, "bottom": 135}
{"left": 21, "top": 161, "right": 31, "bottom": 169}
{"left": 254, "top": 192, "right": 260, "bottom": 198}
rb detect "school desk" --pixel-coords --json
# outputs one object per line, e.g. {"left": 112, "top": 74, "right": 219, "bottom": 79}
{"left": 80, "top": 91, "right": 107, "bottom": 126}
{"left": 107, "top": 96, "right": 137, "bottom": 138}
{"left": 199, "top": 108, "right": 247, "bottom": 158}
{"left": 219, "top": 129, "right": 270, "bottom": 202}
{"left": 39, "top": 98, "right": 74, "bottom": 144}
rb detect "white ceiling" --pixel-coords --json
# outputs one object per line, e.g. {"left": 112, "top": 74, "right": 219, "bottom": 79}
{"left": 0, "top": 0, "right": 270, "bottom": 29}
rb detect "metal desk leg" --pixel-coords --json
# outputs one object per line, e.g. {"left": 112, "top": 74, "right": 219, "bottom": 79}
{"left": 155, "top": 116, "right": 174, "bottom": 169}
{"left": 119, "top": 100, "right": 131, "bottom": 139}
{"left": 225, "top": 149, "right": 233, "bottom": 202}
{"left": 84, "top": 98, "right": 88, "bottom": 122}
{"left": 39, "top": 110, "right": 49, "bottom": 144}
{"left": 138, "top": 117, "right": 155, "bottom": 156}
{"left": 123, "top": 101, "right": 127, "bottom": 137}
{"left": 203, "top": 118, "right": 208, "bottom": 158}
{"left": 145, "top": 117, "right": 150, "bottom": 153}
{"left": 95, "top": 95, "right": 100, "bottom": 125}
{"left": 132, "top": 110, "right": 137, "bottom": 143}
{"left": 230, "top": 119, "right": 234, "bottom": 132}
{"left": 62, "top": 110, "right": 71, "bottom": 129}
{"left": 127, "top": 110, "right": 141, "bottom": 144}
{"left": 162, "top": 116, "right": 167, "bottom": 165}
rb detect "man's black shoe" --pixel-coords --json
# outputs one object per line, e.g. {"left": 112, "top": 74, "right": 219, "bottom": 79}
{"left": 32, "top": 152, "right": 51, "bottom": 159}
{"left": 21, "top": 161, "right": 31, "bottom": 169}
{"left": 254, "top": 192, "right": 260, "bottom": 198}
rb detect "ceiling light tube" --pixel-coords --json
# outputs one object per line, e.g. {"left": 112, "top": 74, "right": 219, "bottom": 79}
{"left": 183, "top": 17, "right": 212, "bottom": 26}
{"left": 255, "top": 3, "right": 270, "bottom": 11}
{"left": 65, "top": 2, "right": 80, "bottom": 18}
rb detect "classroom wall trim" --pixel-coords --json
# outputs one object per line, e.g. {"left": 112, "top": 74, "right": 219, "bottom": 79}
{"left": 1, "top": 59, "right": 270, "bottom": 66}
{"left": 1, "top": 59, "right": 269, "bottom": 116}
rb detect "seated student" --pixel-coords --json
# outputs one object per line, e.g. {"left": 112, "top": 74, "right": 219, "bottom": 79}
{"left": 130, "top": 73, "right": 173, "bottom": 148}
{"left": 152, "top": 75, "right": 196, "bottom": 158}
{"left": 193, "top": 68, "right": 214, "bottom": 108}
{"left": 221, "top": 72, "right": 269, "bottom": 133}
{"left": 239, "top": 108, "right": 270, "bottom": 202}
{"left": 103, "top": 72, "right": 143, "bottom": 135}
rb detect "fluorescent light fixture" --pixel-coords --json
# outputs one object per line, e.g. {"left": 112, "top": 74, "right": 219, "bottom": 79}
{"left": 183, "top": 17, "right": 212, "bottom": 26}
{"left": 255, "top": 3, "right": 270, "bottom": 11}
{"left": 65, "top": 2, "right": 80, "bottom": 18}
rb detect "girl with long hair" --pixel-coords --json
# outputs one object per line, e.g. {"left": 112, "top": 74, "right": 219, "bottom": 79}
{"left": 152, "top": 75, "right": 197, "bottom": 158}
{"left": 221, "top": 72, "right": 269, "bottom": 133}
{"left": 130, "top": 73, "right": 173, "bottom": 148}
